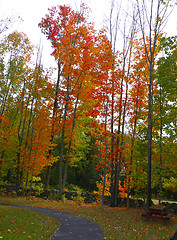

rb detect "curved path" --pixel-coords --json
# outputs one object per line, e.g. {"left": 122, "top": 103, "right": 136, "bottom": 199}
{"left": 0, "top": 204, "right": 106, "bottom": 240}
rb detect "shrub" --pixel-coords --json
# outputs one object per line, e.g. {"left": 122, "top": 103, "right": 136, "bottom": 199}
{"left": 9, "top": 191, "right": 17, "bottom": 198}
{"left": 70, "top": 185, "right": 85, "bottom": 205}
{"left": 17, "top": 188, "right": 28, "bottom": 197}
{"left": 72, "top": 195, "right": 85, "bottom": 205}
{"left": 0, "top": 187, "right": 7, "bottom": 197}
{"left": 60, "top": 194, "right": 67, "bottom": 203}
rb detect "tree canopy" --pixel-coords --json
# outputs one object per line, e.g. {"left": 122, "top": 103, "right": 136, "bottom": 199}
{"left": 0, "top": 2, "right": 177, "bottom": 206}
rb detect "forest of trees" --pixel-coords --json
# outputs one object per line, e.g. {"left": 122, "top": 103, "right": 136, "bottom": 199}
{"left": 0, "top": 1, "right": 177, "bottom": 208}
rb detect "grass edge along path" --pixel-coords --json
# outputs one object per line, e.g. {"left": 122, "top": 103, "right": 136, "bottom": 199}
{"left": 0, "top": 203, "right": 106, "bottom": 240}
{"left": 0, "top": 197, "right": 177, "bottom": 239}
{"left": 0, "top": 204, "right": 59, "bottom": 240}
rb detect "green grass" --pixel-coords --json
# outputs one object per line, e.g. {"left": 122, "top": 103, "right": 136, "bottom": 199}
{"left": 0, "top": 197, "right": 177, "bottom": 240}
{"left": 0, "top": 204, "right": 59, "bottom": 240}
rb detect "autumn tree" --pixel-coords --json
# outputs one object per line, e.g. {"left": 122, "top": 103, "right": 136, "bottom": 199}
{"left": 104, "top": 1, "right": 142, "bottom": 207}
{"left": 153, "top": 35, "right": 177, "bottom": 203}
{"left": 39, "top": 4, "right": 108, "bottom": 197}
{"left": 0, "top": 31, "right": 33, "bottom": 185}
{"left": 124, "top": 36, "right": 150, "bottom": 206}
{"left": 104, "top": 0, "right": 121, "bottom": 207}
{"left": 136, "top": 0, "right": 176, "bottom": 209}
{"left": 0, "top": 31, "right": 55, "bottom": 187}
{"left": 92, "top": 32, "right": 113, "bottom": 209}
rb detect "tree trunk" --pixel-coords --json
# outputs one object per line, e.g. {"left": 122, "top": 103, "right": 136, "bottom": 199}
{"left": 158, "top": 86, "right": 163, "bottom": 205}
{"left": 44, "top": 61, "right": 62, "bottom": 191}
{"left": 28, "top": 133, "right": 41, "bottom": 200}
{"left": 62, "top": 88, "right": 80, "bottom": 191}
{"left": 59, "top": 76, "right": 70, "bottom": 198}
{"left": 147, "top": 64, "right": 153, "bottom": 209}
{"left": 101, "top": 94, "right": 109, "bottom": 209}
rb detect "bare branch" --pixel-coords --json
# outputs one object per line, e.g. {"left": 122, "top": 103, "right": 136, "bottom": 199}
{"left": 0, "top": 13, "right": 22, "bottom": 36}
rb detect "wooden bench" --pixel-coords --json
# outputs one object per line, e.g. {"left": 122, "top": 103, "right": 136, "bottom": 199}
{"left": 142, "top": 205, "right": 173, "bottom": 220}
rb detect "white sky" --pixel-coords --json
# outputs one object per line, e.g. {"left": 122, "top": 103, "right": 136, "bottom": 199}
{"left": 0, "top": 0, "right": 177, "bottom": 69}
{"left": 0, "top": 0, "right": 109, "bottom": 68}
{"left": 0, "top": 0, "right": 105, "bottom": 42}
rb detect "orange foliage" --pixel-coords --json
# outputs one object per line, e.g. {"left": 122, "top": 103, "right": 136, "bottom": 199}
{"left": 94, "top": 173, "right": 129, "bottom": 198}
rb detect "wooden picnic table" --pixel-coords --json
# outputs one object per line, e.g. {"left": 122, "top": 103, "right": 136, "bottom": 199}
{"left": 142, "top": 205, "right": 173, "bottom": 220}
{"left": 149, "top": 205, "right": 167, "bottom": 216}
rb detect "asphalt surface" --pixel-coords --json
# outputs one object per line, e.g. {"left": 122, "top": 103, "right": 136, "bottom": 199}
{"left": 0, "top": 203, "right": 106, "bottom": 240}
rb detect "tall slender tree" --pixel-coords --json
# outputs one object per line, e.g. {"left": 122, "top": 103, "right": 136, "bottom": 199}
{"left": 136, "top": 0, "right": 176, "bottom": 209}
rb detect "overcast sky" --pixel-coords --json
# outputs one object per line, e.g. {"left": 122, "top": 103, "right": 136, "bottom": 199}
{"left": 0, "top": 0, "right": 109, "bottom": 42}
{"left": 0, "top": 0, "right": 109, "bottom": 67}
{"left": 0, "top": 0, "right": 177, "bottom": 68}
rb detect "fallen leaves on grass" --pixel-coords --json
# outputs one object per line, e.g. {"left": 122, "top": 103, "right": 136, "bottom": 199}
{"left": 0, "top": 197, "right": 177, "bottom": 240}
{"left": 0, "top": 205, "right": 59, "bottom": 240}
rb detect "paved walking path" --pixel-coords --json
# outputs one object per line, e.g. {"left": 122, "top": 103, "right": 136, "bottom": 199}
{"left": 0, "top": 204, "right": 106, "bottom": 240}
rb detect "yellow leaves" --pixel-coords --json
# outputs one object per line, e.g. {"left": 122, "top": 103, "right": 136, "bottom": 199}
{"left": 6, "top": 31, "right": 33, "bottom": 61}
{"left": 94, "top": 174, "right": 111, "bottom": 196}
{"left": 94, "top": 173, "right": 129, "bottom": 198}
{"left": 32, "top": 176, "right": 41, "bottom": 182}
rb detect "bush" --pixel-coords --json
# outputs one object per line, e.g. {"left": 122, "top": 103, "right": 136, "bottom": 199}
{"left": 60, "top": 194, "right": 67, "bottom": 203}
{"left": 72, "top": 195, "right": 85, "bottom": 205}
{"left": 65, "top": 184, "right": 85, "bottom": 204}
{"left": 0, "top": 187, "right": 7, "bottom": 197}
{"left": 9, "top": 191, "right": 17, "bottom": 198}
{"left": 17, "top": 188, "right": 28, "bottom": 197}
{"left": 31, "top": 177, "right": 44, "bottom": 196}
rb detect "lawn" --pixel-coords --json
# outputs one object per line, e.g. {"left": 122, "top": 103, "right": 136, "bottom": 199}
{"left": 0, "top": 197, "right": 177, "bottom": 240}
{"left": 0, "top": 204, "right": 59, "bottom": 240}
